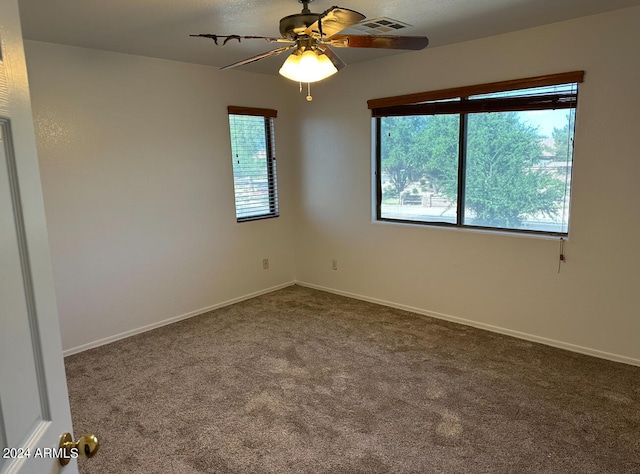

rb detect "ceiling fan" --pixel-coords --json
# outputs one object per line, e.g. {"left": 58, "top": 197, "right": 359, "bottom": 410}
{"left": 191, "top": 0, "right": 428, "bottom": 99}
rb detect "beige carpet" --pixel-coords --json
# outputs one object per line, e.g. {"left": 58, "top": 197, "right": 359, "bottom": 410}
{"left": 65, "top": 285, "right": 640, "bottom": 473}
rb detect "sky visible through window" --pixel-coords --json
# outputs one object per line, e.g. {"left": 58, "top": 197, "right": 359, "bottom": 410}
{"left": 521, "top": 109, "right": 569, "bottom": 137}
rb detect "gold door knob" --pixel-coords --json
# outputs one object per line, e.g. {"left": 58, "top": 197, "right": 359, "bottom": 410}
{"left": 58, "top": 432, "right": 100, "bottom": 466}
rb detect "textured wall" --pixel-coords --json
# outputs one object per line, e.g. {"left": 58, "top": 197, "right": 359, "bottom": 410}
{"left": 25, "top": 42, "right": 297, "bottom": 352}
{"left": 293, "top": 7, "right": 640, "bottom": 363}
{"left": 24, "top": 7, "right": 640, "bottom": 363}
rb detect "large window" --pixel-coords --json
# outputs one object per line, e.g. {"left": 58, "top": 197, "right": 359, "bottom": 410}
{"left": 371, "top": 72, "right": 583, "bottom": 236}
{"left": 228, "top": 106, "right": 279, "bottom": 222}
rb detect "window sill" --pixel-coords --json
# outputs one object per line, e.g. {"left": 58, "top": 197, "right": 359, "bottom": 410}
{"left": 371, "top": 217, "right": 567, "bottom": 241}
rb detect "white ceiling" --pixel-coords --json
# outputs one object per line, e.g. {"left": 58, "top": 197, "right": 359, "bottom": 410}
{"left": 17, "top": 0, "right": 640, "bottom": 75}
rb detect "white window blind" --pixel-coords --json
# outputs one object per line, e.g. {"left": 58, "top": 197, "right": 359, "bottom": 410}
{"left": 227, "top": 106, "right": 278, "bottom": 222}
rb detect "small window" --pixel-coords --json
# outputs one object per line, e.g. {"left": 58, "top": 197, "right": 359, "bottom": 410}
{"left": 227, "top": 106, "right": 279, "bottom": 222}
{"left": 370, "top": 72, "right": 583, "bottom": 236}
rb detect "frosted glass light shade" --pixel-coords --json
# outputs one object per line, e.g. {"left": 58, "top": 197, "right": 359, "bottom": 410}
{"left": 279, "top": 49, "right": 338, "bottom": 83}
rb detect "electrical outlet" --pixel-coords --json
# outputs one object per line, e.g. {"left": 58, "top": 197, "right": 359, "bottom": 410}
{"left": 332, "top": 259, "right": 338, "bottom": 271}
{"left": 263, "top": 258, "right": 269, "bottom": 270}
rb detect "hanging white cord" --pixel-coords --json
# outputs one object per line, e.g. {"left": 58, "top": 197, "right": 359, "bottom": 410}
{"left": 557, "top": 237, "right": 565, "bottom": 273}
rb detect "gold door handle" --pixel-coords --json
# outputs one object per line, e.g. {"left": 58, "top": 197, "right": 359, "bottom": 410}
{"left": 58, "top": 432, "right": 100, "bottom": 466}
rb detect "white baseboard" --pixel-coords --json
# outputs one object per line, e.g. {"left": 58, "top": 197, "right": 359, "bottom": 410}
{"left": 64, "top": 279, "right": 639, "bottom": 367}
{"left": 63, "top": 281, "right": 296, "bottom": 357}
{"left": 295, "top": 281, "right": 640, "bottom": 367}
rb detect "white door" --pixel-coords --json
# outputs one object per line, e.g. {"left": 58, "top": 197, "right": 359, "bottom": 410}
{"left": 1, "top": 0, "right": 79, "bottom": 472}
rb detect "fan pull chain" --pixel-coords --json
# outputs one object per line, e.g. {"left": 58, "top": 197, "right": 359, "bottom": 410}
{"left": 297, "top": 82, "right": 313, "bottom": 101}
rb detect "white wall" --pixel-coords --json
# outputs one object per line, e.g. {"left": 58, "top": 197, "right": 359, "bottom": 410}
{"left": 24, "top": 6, "right": 640, "bottom": 364}
{"left": 294, "top": 7, "right": 640, "bottom": 364}
{"left": 25, "top": 42, "right": 297, "bottom": 353}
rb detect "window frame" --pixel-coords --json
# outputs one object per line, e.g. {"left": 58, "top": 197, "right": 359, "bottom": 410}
{"left": 370, "top": 72, "right": 584, "bottom": 237}
{"left": 227, "top": 106, "right": 279, "bottom": 223}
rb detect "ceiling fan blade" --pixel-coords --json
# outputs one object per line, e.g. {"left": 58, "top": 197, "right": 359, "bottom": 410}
{"left": 304, "top": 7, "right": 366, "bottom": 38}
{"left": 220, "top": 45, "right": 295, "bottom": 71}
{"left": 317, "top": 44, "right": 346, "bottom": 71}
{"left": 190, "top": 34, "right": 292, "bottom": 45}
{"left": 328, "top": 34, "right": 429, "bottom": 50}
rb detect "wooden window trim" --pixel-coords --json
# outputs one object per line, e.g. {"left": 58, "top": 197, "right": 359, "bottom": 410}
{"left": 228, "top": 106, "right": 277, "bottom": 118}
{"left": 373, "top": 73, "right": 581, "bottom": 236}
{"left": 228, "top": 110, "right": 279, "bottom": 222}
{"left": 367, "top": 71, "right": 584, "bottom": 111}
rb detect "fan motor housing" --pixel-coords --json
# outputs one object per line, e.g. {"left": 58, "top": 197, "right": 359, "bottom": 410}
{"left": 279, "top": 13, "right": 319, "bottom": 39}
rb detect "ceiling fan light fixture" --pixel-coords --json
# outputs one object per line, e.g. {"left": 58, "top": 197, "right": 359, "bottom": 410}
{"left": 278, "top": 51, "right": 302, "bottom": 81}
{"left": 279, "top": 49, "right": 337, "bottom": 83}
{"left": 194, "top": 1, "right": 429, "bottom": 97}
